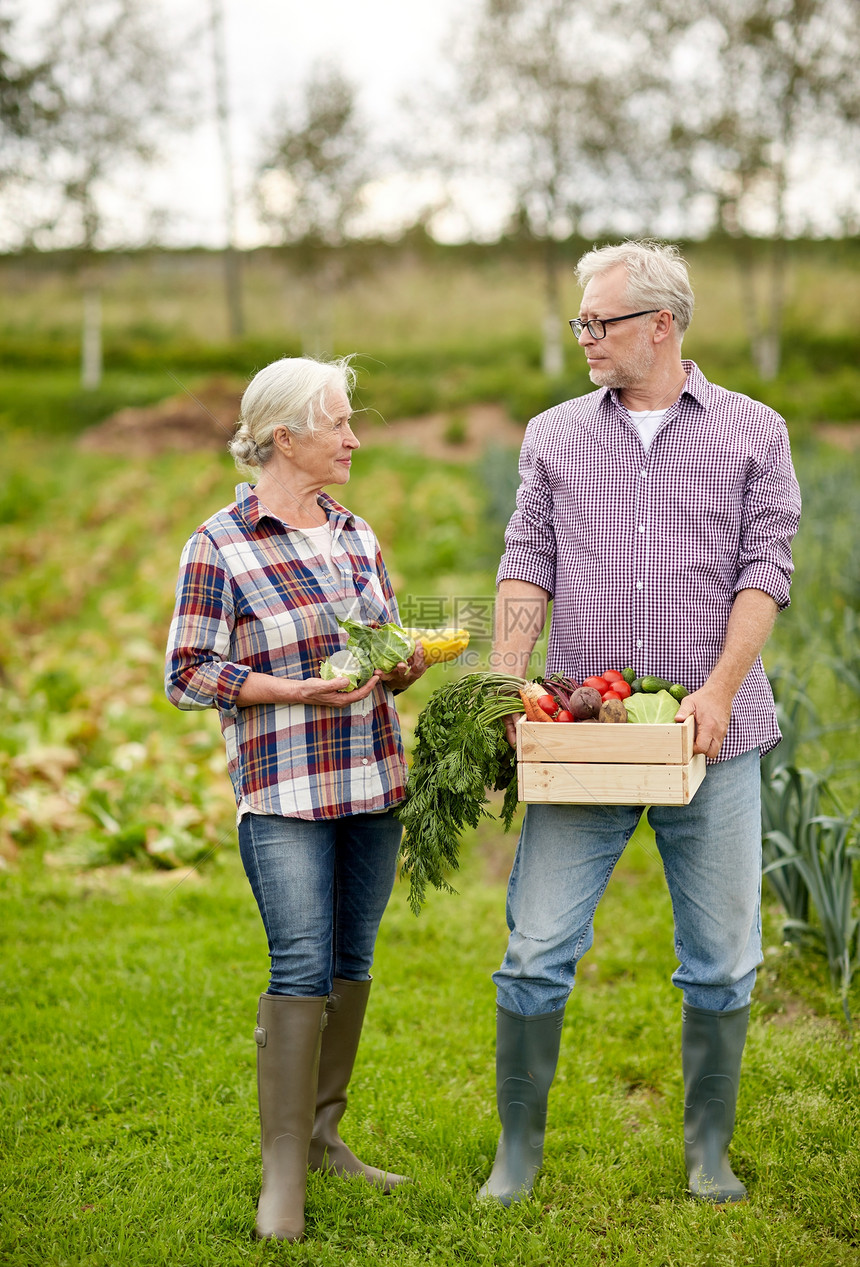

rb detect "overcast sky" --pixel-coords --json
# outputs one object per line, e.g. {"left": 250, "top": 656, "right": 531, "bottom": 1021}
{"left": 14, "top": 0, "right": 473, "bottom": 248}
{"left": 9, "top": 0, "right": 859, "bottom": 249}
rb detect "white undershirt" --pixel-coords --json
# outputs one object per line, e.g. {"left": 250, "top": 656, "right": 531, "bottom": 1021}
{"left": 293, "top": 521, "right": 334, "bottom": 570}
{"left": 627, "top": 408, "right": 668, "bottom": 453}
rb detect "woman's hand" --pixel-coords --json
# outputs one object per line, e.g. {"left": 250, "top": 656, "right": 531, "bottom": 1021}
{"left": 379, "top": 642, "right": 427, "bottom": 692}
{"left": 236, "top": 668, "right": 382, "bottom": 708}
{"left": 296, "top": 671, "right": 383, "bottom": 708}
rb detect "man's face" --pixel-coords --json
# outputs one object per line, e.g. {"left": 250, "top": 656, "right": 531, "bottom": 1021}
{"left": 578, "top": 265, "right": 656, "bottom": 391}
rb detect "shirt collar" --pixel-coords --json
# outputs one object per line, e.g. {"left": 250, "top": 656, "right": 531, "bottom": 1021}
{"left": 598, "top": 359, "right": 710, "bottom": 414}
{"left": 234, "top": 483, "right": 355, "bottom": 531}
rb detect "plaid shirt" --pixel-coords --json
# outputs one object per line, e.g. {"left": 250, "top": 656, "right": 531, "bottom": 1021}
{"left": 498, "top": 361, "right": 802, "bottom": 760}
{"left": 165, "top": 484, "right": 407, "bottom": 819}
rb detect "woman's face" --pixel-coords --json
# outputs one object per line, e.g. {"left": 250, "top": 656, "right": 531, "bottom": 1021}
{"left": 281, "top": 387, "right": 360, "bottom": 487}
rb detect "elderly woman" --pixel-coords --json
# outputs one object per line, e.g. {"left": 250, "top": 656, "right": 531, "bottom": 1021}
{"left": 165, "top": 356, "right": 425, "bottom": 1243}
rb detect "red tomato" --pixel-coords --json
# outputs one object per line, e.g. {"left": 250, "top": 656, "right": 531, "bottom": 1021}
{"left": 610, "top": 680, "right": 632, "bottom": 699}
{"left": 602, "top": 669, "right": 624, "bottom": 683}
{"left": 555, "top": 710, "right": 575, "bottom": 723}
{"left": 582, "top": 676, "right": 609, "bottom": 693}
{"left": 537, "top": 693, "right": 559, "bottom": 715}
{"left": 602, "top": 690, "right": 624, "bottom": 701}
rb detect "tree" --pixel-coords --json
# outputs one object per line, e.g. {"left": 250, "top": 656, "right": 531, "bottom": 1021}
{"left": 626, "top": 0, "right": 860, "bottom": 378}
{"left": 447, "top": 0, "right": 648, "bottom": 375}
{"left": 15, "top": 0, "right": 192, "bottom": 387}
{"left": 31, "top": 0, "right": 187, "bottom": 251}
{"left": 257, "top": 62, "right": 370, "bottom": 247}
{"left": 0, "top": 4, "right": 57, "bottom": 169}
{"left": 256, "top": 62, "right": 373, "bottom": 354}
{"left": 209, "top": 0, "right": 244, "bottom": 339}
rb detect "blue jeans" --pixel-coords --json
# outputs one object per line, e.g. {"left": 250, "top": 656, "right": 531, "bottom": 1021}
{"left": 493, "top": 749, "right": 762, "bottom": 1015}
{"left": 238, "top": 810, "right": 403, "bottom": 997}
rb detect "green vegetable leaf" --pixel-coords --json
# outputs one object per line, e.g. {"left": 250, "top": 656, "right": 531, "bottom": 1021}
{"left": 338, "top": 618, "right": 416, "bottom": 672}
{"left": 624, "top": 689, "right": 681, "bottom": 725}
{"left": 318, "top": 647, "right": 373, "bottom": 690}
{"left": 396, "top": 672, "right": 527, "bottom": 913}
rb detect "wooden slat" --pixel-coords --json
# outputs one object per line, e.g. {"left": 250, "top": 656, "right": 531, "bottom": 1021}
{"left": 518, "top": 754, "right": 706, "bottom": 806}
{"left": 517, "top": 713, "right": 695, "bottom": 764}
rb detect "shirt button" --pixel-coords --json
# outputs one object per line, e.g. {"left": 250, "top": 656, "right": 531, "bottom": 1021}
{"left": 638, "top": 524, "right": 646, "bottom": 533}
{"left": 361, "top": 758, "right": 369, "bottom": 766}
{"left": 640, "top": 470, "right": 647, "bottom": 478}
{"left": 636, "top": 581, "right": 643, "bottom": 590}
{"left": 636, "top": 639, "right": 643, "bottom": 649}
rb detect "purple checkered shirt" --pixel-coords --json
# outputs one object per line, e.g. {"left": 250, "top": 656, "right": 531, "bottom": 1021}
{"left": 497, "top": 361, "right": 801, "bottom": 760}
{"left": 165, "top": 484, "right": 407, "bottom": 819}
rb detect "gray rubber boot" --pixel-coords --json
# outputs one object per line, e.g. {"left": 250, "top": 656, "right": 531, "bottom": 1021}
{"left": 477, "top": 1003, "right": 565, "bottom": 1205}
{"left": 254, "top": 994, "right": 328, "bottom": 1242}
{"left": 682, "top": 1001, "right": 750, "bottom": 1203}
{"left": 308, "top": 977, "right": 409, "bottom": 1192}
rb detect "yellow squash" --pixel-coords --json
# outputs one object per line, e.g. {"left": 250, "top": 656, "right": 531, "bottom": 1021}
{"left": 404, "top": 627, "right": 470, "bottom": 664}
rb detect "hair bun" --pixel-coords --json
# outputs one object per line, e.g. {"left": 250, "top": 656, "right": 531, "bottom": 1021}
{"left": 228, "top": 426, "right": 259, "bottom": 467}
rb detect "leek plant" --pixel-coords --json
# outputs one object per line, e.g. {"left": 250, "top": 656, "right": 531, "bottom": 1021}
{"left": 761, "top": 669, "right": 860, "bottom": 1023}
{"left": 765, "top": 811, "right": 860, "bottom": 1026}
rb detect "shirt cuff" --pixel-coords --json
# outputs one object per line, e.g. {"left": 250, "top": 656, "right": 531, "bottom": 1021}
{"left": 496, "top": 552, "right": 556, "bottom": 595}
{"left": 215, "top": 662, "right": 252, "bottom": 714}
{"left": 734, "top": 563, "right": 792, "bottom": 611}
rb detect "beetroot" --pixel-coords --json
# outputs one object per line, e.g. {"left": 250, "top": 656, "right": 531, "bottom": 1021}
{"left": 568, "top": 686, "right": 602, "bottom": 720}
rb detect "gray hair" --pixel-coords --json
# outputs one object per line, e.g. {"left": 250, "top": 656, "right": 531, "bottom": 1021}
{"left": 228, "top": 355, "right": 357, "bottom": 471}
{"left": 575, "top": 240, "right": 694, "bottom": 338}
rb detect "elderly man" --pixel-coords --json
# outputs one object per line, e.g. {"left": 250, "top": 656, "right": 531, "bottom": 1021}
{"left": 480, "top": 241, "right": 801, "bottom": 1206}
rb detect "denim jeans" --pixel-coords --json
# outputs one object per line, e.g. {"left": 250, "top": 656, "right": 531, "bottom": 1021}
{"left": 238, "top": 810, "right": 403, "bottom": 997}
{"left": 493, "top": 748, "right": 762, "bottom": 1015}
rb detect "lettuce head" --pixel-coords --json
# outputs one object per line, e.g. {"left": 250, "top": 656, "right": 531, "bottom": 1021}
{"left": 624, "top": 690, "right": 681, "bottom": 725}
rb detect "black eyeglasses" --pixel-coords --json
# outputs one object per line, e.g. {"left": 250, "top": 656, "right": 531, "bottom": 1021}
{"left": 569, "top": 309, "right": 667, "bottom": 339}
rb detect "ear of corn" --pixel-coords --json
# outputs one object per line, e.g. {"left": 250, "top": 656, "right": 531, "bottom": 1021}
{"left": 403, "top": 627, "right": 470, "bottom": 664}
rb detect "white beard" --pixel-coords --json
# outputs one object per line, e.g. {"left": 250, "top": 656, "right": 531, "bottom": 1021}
{"left": 588, "top": 326, "right": 656, "bottom": 390}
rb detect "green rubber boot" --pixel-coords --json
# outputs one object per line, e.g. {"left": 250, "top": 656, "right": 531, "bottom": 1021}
{"left": 682, "top": 1002, "right": 750, "bottom": 1203}
{"left": 308, "top": 977, "right": 409, "bottom": 1191}
{"left": 478, "top": 1004, "right": 565, "bottom": 1205}
{"left": 254, "top": 994, "right": 328, "bottom": 1242}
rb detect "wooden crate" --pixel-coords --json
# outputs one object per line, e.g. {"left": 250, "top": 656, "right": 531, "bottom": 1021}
{"left": 517, "top": 714, "right": 706, "bottom": 806}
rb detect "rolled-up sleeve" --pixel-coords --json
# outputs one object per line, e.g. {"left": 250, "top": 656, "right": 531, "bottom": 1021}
{"left": 164, "top": 529, "right": 251, "bottom": 714}
{"left": 496, "top": 435, "right": 557, "bottom": 594}
{"left": 735, "top": 419, "right": 801, "bottom": 609}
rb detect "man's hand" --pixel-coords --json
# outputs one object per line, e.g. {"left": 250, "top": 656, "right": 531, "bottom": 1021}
{"left": 674, "top": 683, "right": 734, "bottom": 757}
{"left": 675, "top": 588, "right": 780, "bottom": 758}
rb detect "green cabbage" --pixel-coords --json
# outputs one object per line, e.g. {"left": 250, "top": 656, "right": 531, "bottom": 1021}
{"left": 338, "top": 618, "right": 416, "bottom": 672}
{"left": 318, "top": 647, "right": 373, "bottom": 691}
{"left": 624, "top": 689, "right": 681, "bottom": 725}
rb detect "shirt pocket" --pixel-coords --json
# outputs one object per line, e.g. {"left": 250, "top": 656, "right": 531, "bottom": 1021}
{"left": 349, "top": 569, "right": 391, "bottom": 625}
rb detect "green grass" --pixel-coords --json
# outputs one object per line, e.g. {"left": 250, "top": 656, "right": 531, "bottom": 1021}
{"left": 2, "top": 830, "right": 858, "bottom": 1266}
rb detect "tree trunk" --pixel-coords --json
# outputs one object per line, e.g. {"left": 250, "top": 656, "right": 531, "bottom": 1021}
{"left": 541, "top": 238, "right": 564, "bottom": 376}
{"left": 210, "top": 0, "right": 245, "bottom": 339}
{"left": 81, "top": 288, "right": 103, "bottom": 390}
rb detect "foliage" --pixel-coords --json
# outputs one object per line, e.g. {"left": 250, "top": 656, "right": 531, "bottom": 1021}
{"left": 759, "top": 441, "right": 860, "bottom": 1016}
{"left": 622, "top": 0, "right": 860, "bottom": 377}
{"left": 766, "top": 809, "right": 860, "bottom": 1024}
{"left": 397, "top": 673, "right": 526, "bottom": 912}
{"left": 0, "top": 3, "right": 59, "bottom": 158}
{"left": 7, "top": 0, "right": 190, "bottom": 251}
{"left": 444, "top": 0, "right": 648, "bottom": 373}
{"left": 256, "top": 62, "right": 370, "bottom": 248}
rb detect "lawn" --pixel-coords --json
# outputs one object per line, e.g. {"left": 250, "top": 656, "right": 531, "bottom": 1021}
{"left": 2, "top": 823, "right": 859, "bottom": 1267}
